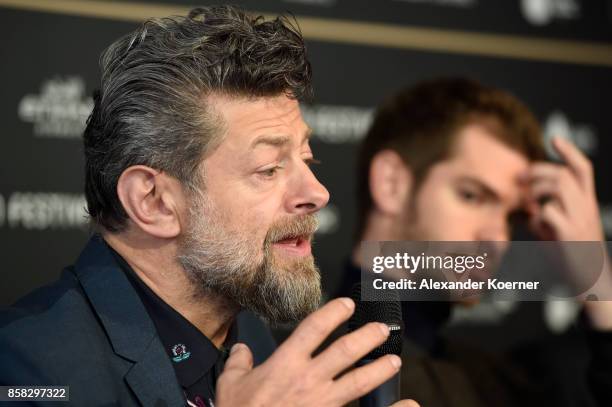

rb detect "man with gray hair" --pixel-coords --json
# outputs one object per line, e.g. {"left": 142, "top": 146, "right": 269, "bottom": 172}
{"left": 0, "top": 6, "right": 417, "bottom": 407}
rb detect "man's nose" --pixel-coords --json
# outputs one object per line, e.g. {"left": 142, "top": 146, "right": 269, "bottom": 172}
{"left": 286, "top": 164, "right": 330, "bottom": 215}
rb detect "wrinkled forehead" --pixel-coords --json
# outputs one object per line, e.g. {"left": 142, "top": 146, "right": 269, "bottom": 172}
{"left": 198, "top": 93, "right": 313, "bottom": 176}
{"left": 206, "top": 93, "right": 308, "bottom": 143}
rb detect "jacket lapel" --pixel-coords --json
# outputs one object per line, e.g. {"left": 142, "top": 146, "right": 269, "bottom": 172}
{"left": 124, "top": 338, "right": 185, "bottom": 407}
{"left": 73, "top": 235, "right": 185, "bottom": 406}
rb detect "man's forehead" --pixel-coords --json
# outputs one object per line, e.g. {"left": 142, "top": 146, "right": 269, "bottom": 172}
{"left": 207, "top": 92, "right": 302, "bottom": 120}
{"left": 202, "top": 93, "right": 311, "bottom": 158}
{"left": 208, "top": 93, "right": 306, "bottom": 133}
{"left": 449, "top": 125, "right": 529, "bottom": 171}
{"left": 445, "top": 124, "right": 530, "bottom": 202}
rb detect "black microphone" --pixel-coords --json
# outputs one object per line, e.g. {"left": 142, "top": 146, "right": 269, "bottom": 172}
{"left": 348, "top": 282, "right": 403, "bottom": 407}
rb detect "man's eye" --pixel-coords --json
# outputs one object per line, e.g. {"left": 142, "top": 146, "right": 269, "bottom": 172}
{"left": 459, "top": 189, "right": 482, "bottom": 203}
{"left": 259, "top": 166, "right": 282, "bottom": 178}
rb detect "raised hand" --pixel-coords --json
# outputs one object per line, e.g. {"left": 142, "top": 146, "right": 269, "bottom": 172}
{"left": 525, "top": 136, "right": 603, "bottom": 242}
{"left": 215, "top": 297, "right": 419, "bottom": 406}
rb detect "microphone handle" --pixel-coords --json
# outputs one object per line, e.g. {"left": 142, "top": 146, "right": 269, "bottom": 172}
{"left": 356, "top": 359, "right": 400, "bottom": 407}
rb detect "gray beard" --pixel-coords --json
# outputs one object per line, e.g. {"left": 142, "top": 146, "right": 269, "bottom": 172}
{"left": 177, "top": 193, "right": 321, "bottom": 325}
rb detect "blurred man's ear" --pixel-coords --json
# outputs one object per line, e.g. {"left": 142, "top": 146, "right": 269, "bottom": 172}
{"left": 369, "top": 150, "right": 412, "bottom": 216}
{"left": 116, "top": 165, "right": 185, "bottom": 238}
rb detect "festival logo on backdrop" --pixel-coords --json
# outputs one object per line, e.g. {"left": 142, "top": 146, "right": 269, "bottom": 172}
{"left": 301, "top": 104, "right": 374, "bottom": 143}
{"left": 316, "top": 204, "right": 340, "bottom": 235}
{"left": 18, "top": 76, "right": 94, "bottom": 139}
{"left": 520, "top": 0, "right": 581, "bottom": 26}
{"left": 542, "top": 110, "right": 598, "bottom": 158}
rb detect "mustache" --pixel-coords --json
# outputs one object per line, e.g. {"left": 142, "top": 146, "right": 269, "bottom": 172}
{"left": 265, "top": 214, "right": 319, "bottom": 244}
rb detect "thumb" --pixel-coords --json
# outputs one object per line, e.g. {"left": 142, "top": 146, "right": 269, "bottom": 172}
{"left": 223, "top": 343, "right": 254, "bottom": 377}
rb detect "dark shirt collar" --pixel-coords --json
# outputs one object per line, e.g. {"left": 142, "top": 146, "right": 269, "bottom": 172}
{"left": 107, "top": 243, "right": 237, "bottom": 390}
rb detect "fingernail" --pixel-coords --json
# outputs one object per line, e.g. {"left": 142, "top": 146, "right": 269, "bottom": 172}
{"left": 378, "top": 323, "right": 390, "bottom": 336}
{"left": 339, "top": 297, "right": 354, "bottom": 311}
{"left": 230, "top": 343, "right": 243, "bottom": 354}
{"left": 389, "top": 355, "right": 402, "bottom": 369}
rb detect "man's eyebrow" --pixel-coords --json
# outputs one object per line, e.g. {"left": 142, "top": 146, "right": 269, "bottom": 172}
{"left": 250, "top": 135, "right": 291, "bottom": 149}
{"left": 250, "top": 128, "right": 313, "bottom": 149}
{"left": 457, "top": 176, "right": 501, "bottom": 201}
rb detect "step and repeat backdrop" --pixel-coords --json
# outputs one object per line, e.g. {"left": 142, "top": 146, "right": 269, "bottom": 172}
{"left": 1, "top": 0, "right": 612, "bottom": 347}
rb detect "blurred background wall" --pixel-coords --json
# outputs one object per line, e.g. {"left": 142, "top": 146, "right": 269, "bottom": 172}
{"left": 1, "top": 0, "right": 611, "bottom": 347}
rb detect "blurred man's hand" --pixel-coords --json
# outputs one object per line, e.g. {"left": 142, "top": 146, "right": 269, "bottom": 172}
{"left": 525, "top": 136, "right": 603, "bottom": 242}
{"left": 525, "top": 137, "right": 612, "bottom": 329}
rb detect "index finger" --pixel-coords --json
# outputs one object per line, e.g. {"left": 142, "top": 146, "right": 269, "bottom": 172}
{"left": 277, "top": 297, "right": 355, "bottom": 358}
{"left": 551, "top": 137, "right": 593, "bottom": 190}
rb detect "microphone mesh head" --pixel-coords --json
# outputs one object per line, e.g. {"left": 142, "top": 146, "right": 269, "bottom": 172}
{"left": 348, "top": 282, "right": 403, "bottom": 358}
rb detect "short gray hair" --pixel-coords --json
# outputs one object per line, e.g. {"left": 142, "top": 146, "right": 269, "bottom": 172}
{"left": 84, "top": 5, "right": 312, "bottom": 232}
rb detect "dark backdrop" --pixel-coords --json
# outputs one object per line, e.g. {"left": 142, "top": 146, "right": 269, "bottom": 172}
{"left": 1, "top": 0, "right": 611, "bottom": 349}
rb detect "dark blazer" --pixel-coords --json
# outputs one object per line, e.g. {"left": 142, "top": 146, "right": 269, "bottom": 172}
{"left": 0, "top": 235, "right": 276, "bottom": 406}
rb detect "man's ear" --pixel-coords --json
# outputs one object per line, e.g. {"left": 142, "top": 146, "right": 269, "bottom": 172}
{"left": 369, "top": 150, "right": 412, "bottom": 216}
{"left": 116, "top": 165, "right": 184, "bottom": 238}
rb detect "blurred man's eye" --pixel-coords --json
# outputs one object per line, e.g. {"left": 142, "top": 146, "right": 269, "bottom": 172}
{"left": 458, "top": 188, "right": 483, "bottom": 204}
